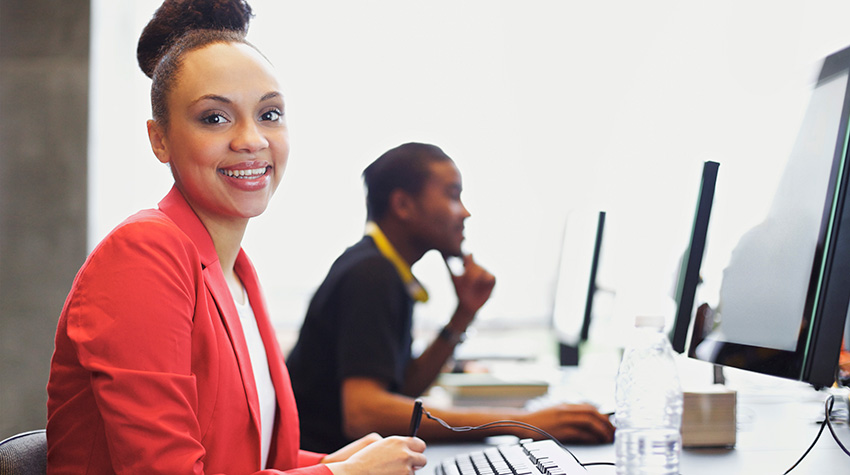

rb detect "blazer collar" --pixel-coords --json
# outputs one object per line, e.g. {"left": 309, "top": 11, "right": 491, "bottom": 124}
{"left": 157, "top": 186, "right": 220, "bottom": 269}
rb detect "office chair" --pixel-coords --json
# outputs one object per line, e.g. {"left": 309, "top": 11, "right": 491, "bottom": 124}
{"left": 0, "top": 429, "right": 47, "bottom": 475}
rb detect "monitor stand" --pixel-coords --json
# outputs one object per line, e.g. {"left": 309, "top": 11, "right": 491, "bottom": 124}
{"left": 558, "top": 342, "right": 579, "bottom": 366}
{"left": 713, "top": 364, "right": 726, "bottom": 385}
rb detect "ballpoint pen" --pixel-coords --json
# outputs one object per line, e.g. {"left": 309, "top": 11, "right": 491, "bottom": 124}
{"left": 409, "top": 399, "right": 423, "bottom": 437}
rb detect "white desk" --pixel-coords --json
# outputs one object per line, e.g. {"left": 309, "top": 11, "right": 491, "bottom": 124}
{"left": 421, "top": 359, "right": 850, "bottom": 474}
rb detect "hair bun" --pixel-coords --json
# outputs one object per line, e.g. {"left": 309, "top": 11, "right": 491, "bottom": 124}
{"left": 137, "top": 0, "right": 254, "bottom": 78}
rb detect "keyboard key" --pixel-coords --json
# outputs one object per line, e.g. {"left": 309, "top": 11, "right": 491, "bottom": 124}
{"left": 435, "top": 439, "right": 586, "bottom": 475}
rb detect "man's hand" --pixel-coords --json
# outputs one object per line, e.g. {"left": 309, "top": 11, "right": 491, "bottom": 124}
{"left": 520, "top": 403, "right": 615, "bottom": 444}
{"left": 446, "top": 254, "right": 495, "bottom": 328}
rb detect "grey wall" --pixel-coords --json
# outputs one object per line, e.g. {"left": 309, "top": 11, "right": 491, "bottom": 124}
{"left": 0, "top": 0, "right": 90, "bottom": 436}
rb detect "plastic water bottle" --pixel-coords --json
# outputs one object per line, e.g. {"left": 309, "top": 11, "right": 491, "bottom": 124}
{"left": 614, "top": 315, "right": 683, "bottom": 474}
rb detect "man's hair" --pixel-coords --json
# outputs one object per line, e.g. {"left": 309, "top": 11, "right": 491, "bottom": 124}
{"left": 362, "top": 142, "right": 454, "bottom": 221}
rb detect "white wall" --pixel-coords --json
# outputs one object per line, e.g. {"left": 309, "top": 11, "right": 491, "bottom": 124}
{"left": 90, "top": 1, "right": 850, "bottom": 345}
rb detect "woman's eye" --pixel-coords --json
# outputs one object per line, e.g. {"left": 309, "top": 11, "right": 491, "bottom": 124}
{"left": 201, "top": 113, "right": 229, "bottom": 125}
{"left": 261, "top": 109, "right": 282, "bottom": 122}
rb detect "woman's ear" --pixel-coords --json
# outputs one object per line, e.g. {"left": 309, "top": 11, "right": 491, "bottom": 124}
{"left": 146, "top": 119, "right": 170, "bottom": 164}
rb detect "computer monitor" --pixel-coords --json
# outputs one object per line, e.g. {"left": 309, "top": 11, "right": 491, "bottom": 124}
{"left": 687, "top": 45, "right": 850, "bottom": 389}
{"left": 670, "top": 161, "right": 719, "bottom": 354}
{"left": 551, "top": 210, "right": 606, "bottom": 366}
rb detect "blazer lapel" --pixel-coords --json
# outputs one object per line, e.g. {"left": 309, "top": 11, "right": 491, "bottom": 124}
{"left": 237, "top": 253, "right": 288, "bottom": 398}
{"left": 204, "top": 261, "right": 263, "bottom": 434}
{"left": 157, "top": 186, "right": 263, "bottom": 439}
{"left": 236, "top": 252, "right": 300, "bottom": 465}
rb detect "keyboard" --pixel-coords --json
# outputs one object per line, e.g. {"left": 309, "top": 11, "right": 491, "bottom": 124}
{"left": 435, "top": 439, "right": 587, "bottom": 475}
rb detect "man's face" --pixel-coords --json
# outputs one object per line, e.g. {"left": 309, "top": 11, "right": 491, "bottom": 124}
{"left": 407, "top": 161, "right": 471, "bottom": 257}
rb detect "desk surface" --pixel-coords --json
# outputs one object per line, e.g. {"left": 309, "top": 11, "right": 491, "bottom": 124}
{"left": 421, "top": 359, "right": 850, "bottom": 475}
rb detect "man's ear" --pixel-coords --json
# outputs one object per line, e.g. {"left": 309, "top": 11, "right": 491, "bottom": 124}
{"left": 389, "top": 189, "right": 416, "bottom": 221}
{"left": 146, "top": 119, "right": 170, "bottom": 164}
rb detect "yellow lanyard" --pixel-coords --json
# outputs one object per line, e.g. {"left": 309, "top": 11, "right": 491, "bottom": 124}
{"left": 365, "top": 222, "right": 429, "bottom": 303}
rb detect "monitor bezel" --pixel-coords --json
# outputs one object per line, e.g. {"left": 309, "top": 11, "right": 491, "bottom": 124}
{"left": 671, "top": 161, "right": 719, "bottom": 354}
{"left": 553, "top": 210, "right": 607, "bottom": 366}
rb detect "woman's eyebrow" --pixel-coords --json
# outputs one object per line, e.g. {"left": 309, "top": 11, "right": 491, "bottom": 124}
{"left": 260, "top": 91, "right": 282, "bottom": 102}
{"left": 191, "top": 94, "right": 231, "bottom": 106}
{"left": 190, "top": 92, "right": 282, "bottom": 106}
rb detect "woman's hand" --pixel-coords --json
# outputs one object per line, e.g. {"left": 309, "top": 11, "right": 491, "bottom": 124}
{"left": 325, "top": 435, "right": 427, "bottom": 475}
{"left": 322, "top": 433, "right": 382, "bottom": 464}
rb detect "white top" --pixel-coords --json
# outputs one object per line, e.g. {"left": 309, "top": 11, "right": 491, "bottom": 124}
{"left": 235, "top": 291, "right": 276, "bottom": 469}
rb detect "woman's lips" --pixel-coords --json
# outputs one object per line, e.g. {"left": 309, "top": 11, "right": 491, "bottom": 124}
{"left": 218, "top": 165, "right": 272, "bottom": 191}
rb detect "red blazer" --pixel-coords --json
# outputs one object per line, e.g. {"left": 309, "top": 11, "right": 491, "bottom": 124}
{"left": 47, "top": 187, "right": 330, "bottom": 475}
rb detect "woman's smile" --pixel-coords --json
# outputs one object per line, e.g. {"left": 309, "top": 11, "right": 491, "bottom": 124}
{"left": 218, "top": 165, "right": 270, "bottom": 179}
{"left": 218, "top": 162, "right": 274, "bottom": 192}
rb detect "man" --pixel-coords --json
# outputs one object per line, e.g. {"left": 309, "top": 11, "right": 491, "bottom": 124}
{"left": 287, "top": 143, "right": 614, "bottom": 453}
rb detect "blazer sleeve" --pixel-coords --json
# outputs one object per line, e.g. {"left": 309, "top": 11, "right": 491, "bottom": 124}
{"left": 298, "top": 450, "right": 327, "bottom": 467}
{"left": 63, "top": 218, "right": 207, "bottom": 473}
{"left": 62, "top": 217, "right": 332, "bottom": 475}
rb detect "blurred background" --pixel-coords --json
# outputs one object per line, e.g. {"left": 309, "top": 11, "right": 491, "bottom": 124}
{"left": 4, "top": 0, "right": 850, "bottom": 435}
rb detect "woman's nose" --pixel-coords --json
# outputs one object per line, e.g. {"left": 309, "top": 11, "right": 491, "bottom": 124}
{"left": 231, "top": 121, "right": 269, "bottom": 153}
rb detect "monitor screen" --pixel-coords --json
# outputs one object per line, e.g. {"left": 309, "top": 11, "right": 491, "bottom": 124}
{"left": 688, "top": 45, "right": 850, "bottom": 388}
{"left": 552, "top": 210, "right": 606, "bottom": 365}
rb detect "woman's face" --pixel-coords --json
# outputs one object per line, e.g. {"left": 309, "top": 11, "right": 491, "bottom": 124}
{"left": 148, "top": 41, "right": 288, "bottom": 226}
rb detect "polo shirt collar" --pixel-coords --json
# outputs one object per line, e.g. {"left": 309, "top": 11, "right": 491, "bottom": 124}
{"left": 365, "top": 221, "right": 429, "bottom": 303}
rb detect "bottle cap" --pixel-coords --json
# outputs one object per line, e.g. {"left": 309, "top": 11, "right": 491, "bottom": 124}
{"left": 634, "top": 315, "right": 665, "bottom": 328}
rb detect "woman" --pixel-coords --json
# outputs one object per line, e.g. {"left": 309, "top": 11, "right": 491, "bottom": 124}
{"left": 45, "top": 1, "right": 426, "bottom": 473}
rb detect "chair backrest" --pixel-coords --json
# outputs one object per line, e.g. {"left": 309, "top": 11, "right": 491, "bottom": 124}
{"left": 0, "top": 430, "right": 47, "bottom": 475}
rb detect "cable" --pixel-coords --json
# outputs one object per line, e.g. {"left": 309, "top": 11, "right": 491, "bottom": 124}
{"left": 422, "top": 408, "right": 615, "bottom": 469}
{"left": 823, "top": 396, "right": 850, "bottom": 456}
{"left": 783, "top": 395, "right": 850, "bottom": 474}
{"left": 580, "top": 461, "right": 617, "bottom": 467}
{"left": 782, "top": 411, "right": 828, "bottom": 474}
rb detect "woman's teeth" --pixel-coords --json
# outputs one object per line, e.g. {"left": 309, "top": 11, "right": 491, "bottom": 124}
{"left": 220, "top": 167, "right": 267, "bottom": 178}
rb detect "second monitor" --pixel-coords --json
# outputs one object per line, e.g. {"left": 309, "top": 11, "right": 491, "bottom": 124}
{"left": 551, "top": 209, "right": 607, "bottom": 366}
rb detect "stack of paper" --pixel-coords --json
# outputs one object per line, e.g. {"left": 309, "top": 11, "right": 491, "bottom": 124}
{"left": 437, "top": 372, "right": 550, "bottom": 408}
{"left": 681, "top": 385, "right": 737, "bottom": 448}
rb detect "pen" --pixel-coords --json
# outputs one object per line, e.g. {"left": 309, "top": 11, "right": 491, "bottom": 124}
{"left": 409, "top": 399, "right": 423, "bottom": 437}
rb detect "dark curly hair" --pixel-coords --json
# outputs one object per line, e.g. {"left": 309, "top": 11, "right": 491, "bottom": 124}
{"left": 136, "top": 0, "right": 256, "bottom": 126}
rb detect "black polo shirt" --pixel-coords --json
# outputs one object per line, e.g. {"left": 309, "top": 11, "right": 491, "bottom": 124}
{"left": 286, "top": 236, "right": 414, "bottom": 453}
